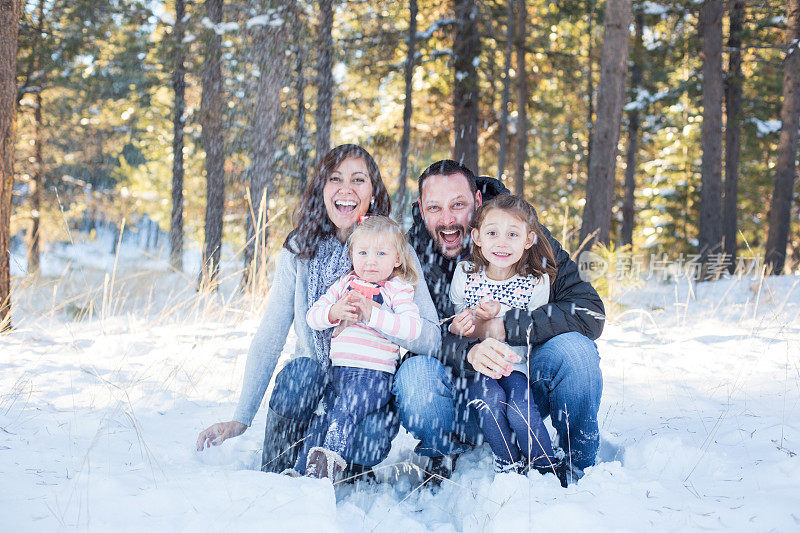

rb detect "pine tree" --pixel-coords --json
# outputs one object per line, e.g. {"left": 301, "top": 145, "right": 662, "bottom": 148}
{"left": 723, "top": 0, "right": 745, "bottom": 272}
{"left": 394, "top": 0, "right": 418, "bottom": 221}
{"left": 621, "top": 9, "right": 644, "bottom": 247}
{"left": 200, "top": 0, "right": 226, "bottom": 289}
{"left": 170, "top": 0, "right": 187, "bottom": 272}
{"left": 243, "top": 0, "right": 289, "bottom": 287}
{"left": 765, "top": 0, "right": 800, "bottom": 274}
{"left": 579, "top": 0, "right": 632, "bottom": 247}
{"left": 513, "top": 0, "right": 527, "bottom": 198}
{"left": 497, "top": 0, "right": 514, "bottom": 181}
{"left": 698, "top": 0, "right": 724, "bottom": 268}
{"left": 1, "top": 0, "right": 21, "bottom": 330}
{"left": 315, "top": 0, "right": 333, "bottom": 162}
{"left": 453, "top": 0, "right": 480, "bottom": 173}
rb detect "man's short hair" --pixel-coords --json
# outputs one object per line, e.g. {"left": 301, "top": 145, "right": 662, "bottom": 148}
{"left": 417, "top": 160, "right": 478, "bottom": 198}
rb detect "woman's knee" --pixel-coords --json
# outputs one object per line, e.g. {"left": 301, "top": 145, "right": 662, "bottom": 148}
{"left": 269, "top": 357, "right": 325, "bottom": 419}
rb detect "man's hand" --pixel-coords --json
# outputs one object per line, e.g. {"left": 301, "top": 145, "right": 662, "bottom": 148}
{"left": 474, "top": 300, "right": 501, "bottom": 320}
{"left": 328, "top": 292, "right": 360, "bottom": 323}
{"left": 196, "top": 421, "right": 247, "bottom": 451}
{"left": 449, "top": 309, "right": 476, "bottom": 337}
{"left": 466, "top": 338, "right": 520, "bottom": 379}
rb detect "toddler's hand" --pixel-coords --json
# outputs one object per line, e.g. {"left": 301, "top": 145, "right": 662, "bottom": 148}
{"left": 328, "top": 292, "right": 360, "bottom": 323}
{"left": 474, "top": 300, "right": 501, "bottom": 320}
{"left": 351, "top": 293, "right": 378, "bottom": 322}
{"left": 449, "top": 309, "right": 476, "bottom": 337}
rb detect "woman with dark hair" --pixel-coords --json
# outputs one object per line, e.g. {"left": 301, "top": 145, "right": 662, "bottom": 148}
{"left": 196, "top": 144, "right": 440, "bottom": 477}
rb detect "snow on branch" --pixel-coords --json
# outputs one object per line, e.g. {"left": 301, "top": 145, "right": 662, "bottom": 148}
{"left": 416, "top": 17, "right": 457, "bottom": 41}
{"left": 201, "top": 17, "right": 240, "bottom": 35}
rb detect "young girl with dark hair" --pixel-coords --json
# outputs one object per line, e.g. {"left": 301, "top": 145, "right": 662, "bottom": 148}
{"left": 448, "top": 194, "right": 559, "bottom": 474}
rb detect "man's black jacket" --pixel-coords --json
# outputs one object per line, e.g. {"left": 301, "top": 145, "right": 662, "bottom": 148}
{"left": 406, "top": 176, "right": 605, "bottom": 376}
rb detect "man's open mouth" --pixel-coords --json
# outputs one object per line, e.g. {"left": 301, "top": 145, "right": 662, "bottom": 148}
{"left": 439, "top": 228, "right": 462, "bottom": 246}
{"left": 334, "top": 199, "right": 358, "bottom": 213}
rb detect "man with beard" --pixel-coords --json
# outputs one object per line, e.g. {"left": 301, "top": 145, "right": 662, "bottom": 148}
{"left": 393, "top": 160, "right": 605, "bottom": 486}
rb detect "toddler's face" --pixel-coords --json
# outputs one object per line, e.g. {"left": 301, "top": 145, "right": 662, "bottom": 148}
{"left": 351, "top": 232, "right": 401, "bottom": 283}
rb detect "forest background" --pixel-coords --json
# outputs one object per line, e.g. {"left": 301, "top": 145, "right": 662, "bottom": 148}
{"left": 1, "top": 0, "right": 799, "bottom": 327}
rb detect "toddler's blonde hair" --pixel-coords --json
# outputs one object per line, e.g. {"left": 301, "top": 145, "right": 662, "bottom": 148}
{"left": 348, "top": 216, "right": 419, "bottom": 286}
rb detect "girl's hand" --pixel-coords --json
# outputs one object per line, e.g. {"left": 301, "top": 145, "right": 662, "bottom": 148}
{"left": 449, "top": 309, "right": 476, "bottom": 337}
{"left": 474, "top": 300, "right": 501, "bottom": 320}
{"left": 328, "top": 292, "right": 360, "bottom": 323}
{"left": 351, "top": 293, "right": 381, "bottom": 322}
{"left": 196, "top": 421, "right": 247, "bottom": 451}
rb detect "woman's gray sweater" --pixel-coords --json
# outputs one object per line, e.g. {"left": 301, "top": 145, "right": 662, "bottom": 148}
{"left": 233, "top": 242, "right": 441, "bottom": 426}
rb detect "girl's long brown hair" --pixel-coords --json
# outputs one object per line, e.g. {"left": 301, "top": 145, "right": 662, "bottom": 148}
{"left": 468, "top": 194, "right": 557, "bottom": 284}
{"left": 284, "top": 144, "right": 391, "bottom": 259}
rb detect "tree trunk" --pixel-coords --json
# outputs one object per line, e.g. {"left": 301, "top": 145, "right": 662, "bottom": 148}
{"left": 314, "top": 0, "right": 333, "bottom": 162}
{"left": 453, "top": 0, "right": 480, "bottom": 174}
{"left": 579, "top": 0, "right": 632, "bottom": 248}
{"left": 698, "top": 0, "right": 724, "bottom": 267}
{"left": 243, "top": 1, "right": 288, "bottom": 288}
{"left": 170, "top": 0, "right": 186, "bottom": 272}
{"left": 294, "top": 4, "right": 309, "bottom": 185}
{"left": 200, "top": 0, "right": 226, "bottom": 289}
{"left": 765, "top": 0, "right": 800, "bottom": 274}
{"left": 513, "top": 0, "right": 527, "bottom": 197}
{"left": 723, "top": 0, "right": 744, "bottom": 273}
{"left": 621, "top": 10, "right": 643, "bottom": 247}
{"left": 0, "top": 0, "right": 20, "bottom": 331}
{"left": 394, "top": 0, "right": 418, "bottom": 221}
{"left": 27, "top": 91, "right": 42, "bottom": 275}
{"left": 497, "top": 0, "right": 514, "bottom": 180}
{"left": 586, "top": 0, "right": 596, "bottom": 176}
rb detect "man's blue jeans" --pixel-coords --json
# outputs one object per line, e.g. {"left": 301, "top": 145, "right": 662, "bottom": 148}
{"left": 268, "top": 358, "right": 399, "bottom": 470}
{"left": 394, "top": 332, "right": 603, "bottom": 469}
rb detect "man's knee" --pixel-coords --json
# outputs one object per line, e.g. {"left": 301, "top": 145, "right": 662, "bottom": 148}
{"left": 529, "top": 332, "right": 601, "bottom": 386}
{"left": 269, "top": 357, "right": 325, "bottom": 419}
{"left": 393, "top": 355, "right": 454, "bottom": 432}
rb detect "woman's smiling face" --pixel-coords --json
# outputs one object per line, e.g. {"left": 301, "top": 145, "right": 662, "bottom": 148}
{"left": 323, "top": 156, "right": 374, "bottom": 239}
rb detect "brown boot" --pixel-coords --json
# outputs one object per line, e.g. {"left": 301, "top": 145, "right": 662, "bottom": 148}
{"left": 305, "top": 447, "right": 348, "bottom": 482}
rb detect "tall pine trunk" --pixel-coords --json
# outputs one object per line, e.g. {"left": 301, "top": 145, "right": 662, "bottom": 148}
{"left": 621, "top": 10, "right": 643, "bottom": 247}
{"left": 394, "top": 0, "right": 418, "bottom": 221}
{"left": 294, "top": 4, "right": 308, "bottom": 185}
{"left": 243, "top": 1, "right": 288, "bottom": 288}
{"left": 314, "top": 0, "right": 333, "bottom": 162}
{"left": 453, "top": 0, "right": 480, "bottom": 174}
{"left": 724, "top": 0, "right": 744, "bottom": 272}
{"left": 200, "top": 0, "right": 226, "bottom": 289}
{"left": 765, "top": 0, "right": 800, "bottom": 274}
{"left": 579, "top": 0, "right": 632, "bottom": 248}
{"left": 170, "top": 0, "right": 186, "bottom": 272}
{"left": 497, "top": 0, "right": 514, "bottom": 180}
{"left": 27, "top": 91, "right": 42, "bottom": 275}
{"left": 585, "top": 0, "right": 596, "bottom": 176}
{"left": 0, "top": 0, "right": 21, "bottom": 330}
{"left": 698, "top": 0, "right": 724, "bottom": 268}
{"left": 26, "top": 0, "right": 45, "bottom": 276}
{"left": 513, "top": 0, "right": 527, "bottom": 197}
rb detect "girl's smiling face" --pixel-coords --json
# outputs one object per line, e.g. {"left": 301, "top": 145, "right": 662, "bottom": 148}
{"left": 323, "top": 157, "right": 374, "bottom": 240}
{"left": 471, "top": 209, "right": 535, "bottom": 280}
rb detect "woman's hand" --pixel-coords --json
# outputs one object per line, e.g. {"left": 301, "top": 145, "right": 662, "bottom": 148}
{"left": 449, "top": 309, "right": 476, "bottom": 337}
{"left": 328, "top": 292, "right": 360, "bottom": 323}
{"left": 466, "top": 338, "right": 519, "bottom": 379}
{"left": 196, "top": 421, "right": 248, "bottom": 451}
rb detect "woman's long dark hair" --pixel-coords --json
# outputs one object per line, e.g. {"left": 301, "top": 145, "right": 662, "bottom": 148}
{"left": 468, "top": 194, "right": 557, "bottom": 284}
{"left": 284, "top": 144, "right": 391, "bottom": 259}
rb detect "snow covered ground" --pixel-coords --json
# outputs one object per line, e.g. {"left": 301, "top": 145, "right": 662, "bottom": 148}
{"left": 2, "top": 238, "right": 799, "bottom": 531}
